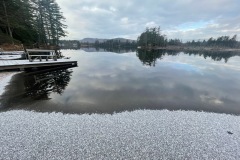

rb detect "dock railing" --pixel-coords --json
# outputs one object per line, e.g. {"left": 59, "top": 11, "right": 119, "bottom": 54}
{"left": 26, "top": 49, "right": 57, "bottom": 62}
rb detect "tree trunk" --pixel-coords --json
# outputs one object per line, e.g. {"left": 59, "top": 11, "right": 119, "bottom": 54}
{"left": 2, "top": 0, "right": 14, "bottom": 44}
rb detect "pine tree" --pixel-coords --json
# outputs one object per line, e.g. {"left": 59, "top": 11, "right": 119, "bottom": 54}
{"left": 137, "top": 27, "right": 167, "bottom": 47}
{"left": 0, "top": 0, "right": 67, "bottom": 45}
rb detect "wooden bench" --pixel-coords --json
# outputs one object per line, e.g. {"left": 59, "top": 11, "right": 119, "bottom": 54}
{"left": 26, "top": 49, "right": 57, "bottom": 62}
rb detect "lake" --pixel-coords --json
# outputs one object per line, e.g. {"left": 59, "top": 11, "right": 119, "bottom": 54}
{"left": 1, "top": 49, "right": 240, "bottom": 115}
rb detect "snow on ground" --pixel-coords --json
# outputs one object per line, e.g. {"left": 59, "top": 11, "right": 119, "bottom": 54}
{"left": 0, "top": 51, "right": 24, "bottom": 55}
{"left": 0, "top": 55, "right": 22, "bottom": 60}
{"left": 0, "top": 110, "right": 239, "bottom": 160}
{"left": 0, "top": 72, "right": 17, "bottom": 96}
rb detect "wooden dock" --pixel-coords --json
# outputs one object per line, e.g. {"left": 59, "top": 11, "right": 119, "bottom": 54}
{"left": 0, "top": 59, "right": 77, "bottom": 71}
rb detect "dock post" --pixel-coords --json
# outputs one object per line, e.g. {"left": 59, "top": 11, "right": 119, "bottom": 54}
{"left": 29, "top": 56, "right": 33, "bottom": 62}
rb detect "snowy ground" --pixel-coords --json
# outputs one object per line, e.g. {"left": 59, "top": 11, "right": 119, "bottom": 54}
{"left": 0, "top": 51, "right": 24, "bottom": 55}
{"left": 0, "top": 110, "right": 239, "bottom": 159}
{"left": 0, "top": 55, "right": 22, "bottom": 60}
{"left": 0, "top": 51, "right": 24, "bottom": 60}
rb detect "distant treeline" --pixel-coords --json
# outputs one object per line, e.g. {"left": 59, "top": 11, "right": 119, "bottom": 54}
{"left": 59, "top": 40, "right": 80, "bottom": 49}
{"left": 0, "top": 0, "right": 67, "bottom": 45}
{"left": 95, "top": 47, "right": 136, "bottom": 53}
{"left": 94, "top": 39, "right": 137, "bottom": 48}
{"left": 59, "top": 39, "right": 137, "bottom": 49}
{"left": 137, "top": 27, "right": 239, "bottom": 48}
{"left": 185, "top": 35, "right": 238, "bottom": 48}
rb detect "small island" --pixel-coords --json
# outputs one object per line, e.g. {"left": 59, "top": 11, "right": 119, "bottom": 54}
{"left": 137, "top": 27, "right": 240, "bottom": 52}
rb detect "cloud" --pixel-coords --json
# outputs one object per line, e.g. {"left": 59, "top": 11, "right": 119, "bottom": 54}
{"left": 56, "top": 0, "right": 240, "bottom": 40}
{"left": 121, "top": 17, "right": 129, "bottom": 24}
{"left": 145, "top": 21, "right": 158, "bottom": 28}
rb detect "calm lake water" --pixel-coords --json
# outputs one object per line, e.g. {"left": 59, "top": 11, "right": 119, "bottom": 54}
{"left": 1, "top": 49, "right": 240, "bottom": 115}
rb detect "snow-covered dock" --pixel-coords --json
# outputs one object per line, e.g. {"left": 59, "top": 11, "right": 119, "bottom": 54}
{"left": 0, "top": 59, "right": 77, "bottom": 71}
{"left": 0, "top": 110, "right": 239, "bottom": 159}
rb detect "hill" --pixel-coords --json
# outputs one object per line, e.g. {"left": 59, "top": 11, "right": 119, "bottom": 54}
{"left": 80, "top": 38, "right": 136, "bottom": 44}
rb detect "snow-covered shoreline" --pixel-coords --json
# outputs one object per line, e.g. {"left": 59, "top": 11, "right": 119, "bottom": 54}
{"left": 0, "top": 110, "right": 239, "bottom": 159}
{"left": 0, "top": 55, "right": 22, "bottom": 60}
{"left": 0, "top": 72, "right": 17, "bottom": 96}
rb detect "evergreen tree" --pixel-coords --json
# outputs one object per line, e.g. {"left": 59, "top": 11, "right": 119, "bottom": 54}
{"left": 0, "top": 0, "right": 67, "bottom": 45}
{"left": 137, "top": 27, "right": 167, "bottom": 47}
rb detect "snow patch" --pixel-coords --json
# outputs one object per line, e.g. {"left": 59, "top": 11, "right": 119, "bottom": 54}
{"left": 0, "top": 72, "right": 16, "bottom": 96}
{"left": 0, "top": 55, "right": 22, "bottom": 60}
{"left": 0, "top": 110, "right": 239, "bottom": 159}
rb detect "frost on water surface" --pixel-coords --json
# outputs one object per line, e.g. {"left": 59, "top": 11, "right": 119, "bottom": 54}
{"left": 0, "top": 110, "right": 239, "bottom": 159}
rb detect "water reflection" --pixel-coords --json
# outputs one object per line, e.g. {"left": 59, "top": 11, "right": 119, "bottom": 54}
{"left": 136, "top": 49, "right": 179, "bottom": 66}
{"left": 185, "top": 50, "right": 240, "bottom": 63}
{"left": 0, "top": 67, "right": 73, "bottom": 111}
{"left": 1, "top": 49, "right": 240, "bottom": 115}
{"left": 81, "top": 47, "right": 136, "bottom": 53}
{"left": 137, "top": 49, "right": 240, "bottom": 66}
{"left": 24, "top": 69, "right": 73, "bottom": 100}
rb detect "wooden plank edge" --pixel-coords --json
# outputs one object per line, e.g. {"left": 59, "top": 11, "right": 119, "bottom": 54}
{"left": 0, "top": 61, "right": 78, "bottom": 71}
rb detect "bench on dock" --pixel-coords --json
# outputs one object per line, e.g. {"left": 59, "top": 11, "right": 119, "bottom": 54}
{"left": 26, "top": 49, "right": 57, "bottom": 62}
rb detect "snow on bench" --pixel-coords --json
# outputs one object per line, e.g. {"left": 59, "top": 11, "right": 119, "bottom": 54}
{"left": 26, "top": 49, "right": 57, "bottom": 62}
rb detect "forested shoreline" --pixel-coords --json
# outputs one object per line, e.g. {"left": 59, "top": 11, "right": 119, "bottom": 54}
{"left": 137, "top": 27, "right": 240, "bottom": 50}
{"left": 0, "top": 0, "right": 67, "bottom": 46}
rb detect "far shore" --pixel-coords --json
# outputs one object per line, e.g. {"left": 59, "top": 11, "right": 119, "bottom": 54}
{"left": 1, "top": 43, "right": 240, "bottom": 53}
{"left": 139, "top": 46, "right": 240, "bottom": 53}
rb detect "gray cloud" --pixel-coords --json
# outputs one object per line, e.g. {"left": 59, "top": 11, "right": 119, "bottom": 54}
{"left": 56, "top": 0, "right": 240, "bottom": 40}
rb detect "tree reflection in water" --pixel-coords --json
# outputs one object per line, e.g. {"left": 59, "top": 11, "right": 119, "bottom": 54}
{"left": 136, "top": 49, "right": 179, "bottom": 66}
{"left": 136, "top": 49, "right": 240, "bottom": 67}
{"left": 24, "top": 68, "right": 73, "bottom": 100}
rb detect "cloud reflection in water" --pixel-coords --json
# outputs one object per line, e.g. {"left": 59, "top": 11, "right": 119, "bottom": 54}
{"left": 1, "top": 49, "right": 240, "bottom": 115}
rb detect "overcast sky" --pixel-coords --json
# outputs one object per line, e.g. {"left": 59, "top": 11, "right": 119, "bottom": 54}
{"left": 56, "top": 0, "right": 240, "bottom": 41}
